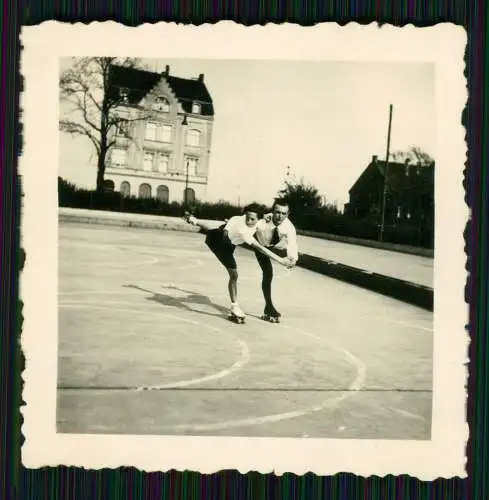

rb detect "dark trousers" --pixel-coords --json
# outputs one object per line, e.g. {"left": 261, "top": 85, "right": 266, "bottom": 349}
{"left": 254, "top": 247, "right": 287, "bottom": 308}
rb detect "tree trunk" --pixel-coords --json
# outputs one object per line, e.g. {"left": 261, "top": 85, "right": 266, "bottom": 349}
{"left": 96, "top": 149, "right": 107, "bottom": 192}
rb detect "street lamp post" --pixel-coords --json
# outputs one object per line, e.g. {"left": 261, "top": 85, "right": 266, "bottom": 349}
{"left": 184, "top": 158, "right": 190, "bottom": 208}
{"left": 181, "top": 114, "right": 188, "bottom": 207}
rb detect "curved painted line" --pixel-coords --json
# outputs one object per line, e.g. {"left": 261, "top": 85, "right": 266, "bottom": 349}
{"left": 162, "top": 318, "right": 367, "bottom": 432}
{"left": 138, "top": 338, "right": 250, "bottom": 391}
{"left": 59, "top": 304, "right": 250, "bottom": 390}
{"left": 62, "top": 240, "right": 205, "bottom": 257}
{"left": 59, "top": 298, "right": 367, "bottom": 432}
{"left": 62, "top": 256, "right": 160, "bottom": 267}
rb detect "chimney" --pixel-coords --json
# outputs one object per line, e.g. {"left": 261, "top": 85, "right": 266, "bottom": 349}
{"left": 165, "top": 65, "right": 170, "bottom": 75}
{"left": 198, "top": 73, "right": 204, "bottom": 82}
{"left": 372, "top": 155, "right": 378, "bottom": 163}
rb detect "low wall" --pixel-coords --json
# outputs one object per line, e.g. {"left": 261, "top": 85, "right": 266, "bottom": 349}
{"left": 296, "top": 254, "right": 433, "bottom": 311}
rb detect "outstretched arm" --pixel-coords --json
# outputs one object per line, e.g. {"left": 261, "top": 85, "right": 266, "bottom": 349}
{"left": 248, "top": 239, "right": 293, "bottom": 267}
{"left": 185, "top": 215, "right": 221, "bottom": 234}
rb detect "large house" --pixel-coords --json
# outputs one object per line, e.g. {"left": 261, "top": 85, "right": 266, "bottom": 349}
{"left": 344, "top": 155, "right": 435, "bottom": 230}
{"left": 104, "top": 64, "right": 215, "bottom": 203}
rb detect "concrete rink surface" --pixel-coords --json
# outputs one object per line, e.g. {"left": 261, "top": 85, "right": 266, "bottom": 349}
{"left": 57, "top": 223, "right": 433, "bottom": 439}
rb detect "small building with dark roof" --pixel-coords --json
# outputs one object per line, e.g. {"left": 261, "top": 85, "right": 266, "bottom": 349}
{"left": 104, "top": 63, "right": 215, "bottom": 203}
{"left": 344, "top": 154, "right": 434, "bottom": 235}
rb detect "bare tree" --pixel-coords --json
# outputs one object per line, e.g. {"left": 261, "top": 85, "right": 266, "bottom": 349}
{"left": 59, "top": 57, "right": 152, "bottom": 192}
{"left": 391, "top": 146, "right": 435, "bottom": 167}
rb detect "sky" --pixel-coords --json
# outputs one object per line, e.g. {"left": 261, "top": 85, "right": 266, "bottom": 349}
{"left": 59, "top": 58, "right": 435, "bottom": 208}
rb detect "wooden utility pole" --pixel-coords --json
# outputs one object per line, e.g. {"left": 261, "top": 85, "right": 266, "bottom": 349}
{"left": 379, "top": 104, "right": 393, "bottom": 242}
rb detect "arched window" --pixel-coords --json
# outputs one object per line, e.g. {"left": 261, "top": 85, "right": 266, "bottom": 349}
{"left": 154, "top": 97, "right": 170, "bottom": 112}
{"left": 191, "top": 102, "right": 201, "bottom": 114}
{"left": 157, "top": 185, "right": 169, "bottom": 203}
{"left": 184, "top": 187, "right": 195, "bottom": 204}
{"left": 186, "top": 129, "right": 201, "bottom": 147}
{"left": 139, "top": 183, "right": 152, "bottom": 199}
{"left": 103, "top": 180, "right": 115, "bottom": 192}
{"left": 120, "top": 181, "right": 131, "bottom": 197}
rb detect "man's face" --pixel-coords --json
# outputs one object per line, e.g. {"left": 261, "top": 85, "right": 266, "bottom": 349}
{"left": 245, "top": 211, "right": 259, "bottom": 227}
{"left": 272, "top": 204, "right": 289, "bottom": 225}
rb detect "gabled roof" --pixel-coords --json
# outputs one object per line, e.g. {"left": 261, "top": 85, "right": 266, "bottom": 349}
{"left": 107, "top": 65, "right": 161, "bottom": 104}
{"left": 107, "top": 65, "right": 214, "bottom": 116}
{"left": 165, "top": 75, "right": 214, "bottom": 116}
{"left": 349, "top": 159, "right": 434, "bottom": 195}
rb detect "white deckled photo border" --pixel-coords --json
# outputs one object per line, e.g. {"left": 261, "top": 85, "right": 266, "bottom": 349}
{"left": 19, "top": 21, "right": 468, "bottom": 479}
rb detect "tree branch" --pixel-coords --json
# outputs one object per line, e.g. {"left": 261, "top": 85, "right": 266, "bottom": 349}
{"left": 60, "top": 120, "right": 101, "bottom": 155}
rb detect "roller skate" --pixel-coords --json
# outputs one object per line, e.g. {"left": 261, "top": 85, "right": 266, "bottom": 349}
{"left": 261, "top": 304, "right": 281, "bottom": 323}
{"left": 228, "top": 303, "right": 246, "bottom": 324}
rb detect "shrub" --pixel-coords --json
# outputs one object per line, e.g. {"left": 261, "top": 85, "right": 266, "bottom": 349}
{"left": 57, "top": 178, "right": 433, "bottom": 249}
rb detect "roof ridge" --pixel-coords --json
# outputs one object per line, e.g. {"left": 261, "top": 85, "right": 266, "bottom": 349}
{"left": 109, "top": 64, "right": 214, "bottom": 116}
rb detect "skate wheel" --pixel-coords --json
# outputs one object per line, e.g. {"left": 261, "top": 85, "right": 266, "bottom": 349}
{"left": 228, "top": 314, "right": 245, "bottom": 324}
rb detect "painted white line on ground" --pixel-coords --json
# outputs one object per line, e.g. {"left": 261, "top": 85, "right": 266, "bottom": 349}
{"left": 57, "top": 283, "right": 432, "bottom": 333}
{"left": 386, "top": 406, "right": 427, "bottom": 422}
{"left": 59, "top": 297, "right": 367, "bottom": 432}
{"left": 61, "top": 240, "right": 205, "bottom": 257}
{"left": 59, "top": 304, "right": 250, "bottom": 390}
{"left": 165, "top": 344, "right": 366, "bottom": 433}
{"left": 360, "top": 314, "right": 433, "bottom": 332}
{"left": 65, "top": 256, "right": 160, "bottom": 267}
{"left": 155, "top": 302, "right": 367, "bottom": 432}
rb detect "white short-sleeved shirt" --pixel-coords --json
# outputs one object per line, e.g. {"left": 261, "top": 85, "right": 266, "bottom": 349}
{"left": 255, "top": 216, "right": 299, "bottom": 261}
{"left": 224, "top": 215, "right": 256, "bottom": 246}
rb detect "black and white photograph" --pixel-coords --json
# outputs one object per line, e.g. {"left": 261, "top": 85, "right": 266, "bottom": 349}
{"left": 20, "top": 22, "right": 467, "bottom": 478}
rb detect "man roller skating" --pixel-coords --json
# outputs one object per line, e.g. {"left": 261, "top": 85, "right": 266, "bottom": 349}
{"left": 184, "top": 203, "right": 293, "bottom": 324}
{"left": 254, "top": 200, "right": 299, "bottom": 323}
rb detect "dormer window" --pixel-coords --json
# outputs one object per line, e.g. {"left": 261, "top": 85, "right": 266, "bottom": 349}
{"left": 191, "top": 102, "right": 201, "bottom": 114}
{"left": 154, "top": 97, "right": 170, "bottom": 112}
{"left": 119, "top": 87, "right": 130, "bottom": 103}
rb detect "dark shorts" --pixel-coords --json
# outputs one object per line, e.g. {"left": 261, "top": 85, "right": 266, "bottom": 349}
{"left": 205, "top": 225, "right": 237, "bottom": 270}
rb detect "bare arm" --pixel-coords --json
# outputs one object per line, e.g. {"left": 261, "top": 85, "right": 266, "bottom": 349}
{"left": 248, "top": 239, "right": 292, "bottom": 267}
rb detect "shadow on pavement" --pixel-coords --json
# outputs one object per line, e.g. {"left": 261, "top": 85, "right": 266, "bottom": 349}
{"left": 124, "top": 284, "right": 229, "bottom": 320}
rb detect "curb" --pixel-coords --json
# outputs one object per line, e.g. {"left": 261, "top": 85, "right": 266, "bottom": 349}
{"left": 59, "top": 213, "right": 205, "bottom": 233}
{"left": 59, "top": 211, "right": 434, "bottom": 312}
{"left": 296, "top": 254, "right": 433, "bottom": 311}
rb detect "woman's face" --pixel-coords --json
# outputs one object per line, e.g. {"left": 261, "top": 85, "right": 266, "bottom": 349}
{"left": 245, "top": 212, "right": 259, "bottom": 227}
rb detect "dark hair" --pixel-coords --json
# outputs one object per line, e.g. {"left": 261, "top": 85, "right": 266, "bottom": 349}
{"left": 273, "top": 198, "right": 289, "bottom": 210}
{"left": 243, "top": 202, "right": 262, "bottom": 215}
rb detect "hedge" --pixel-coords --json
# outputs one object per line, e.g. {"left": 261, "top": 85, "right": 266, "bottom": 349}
{"left": 58, "top": 177, "right": 433, "bottom": 249}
